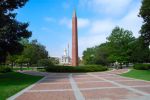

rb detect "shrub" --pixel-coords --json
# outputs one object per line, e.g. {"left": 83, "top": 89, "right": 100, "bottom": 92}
{"left": 38, "top": 59, "right": 54, "bottom": 67}
{"left": 45, "top": 65, "right": 108, "bottom": 72}
{"left": 0, "top": 66, "right": 12, "bottom": 73}
{"left": 133, "top": 64, "right": 150, "bottom": 70}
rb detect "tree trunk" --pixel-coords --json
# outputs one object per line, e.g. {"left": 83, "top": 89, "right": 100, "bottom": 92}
{"left": 11, "top": 62, "right": 14, "bottom": 70}
{"left": 27, "top": 63, "right": 29, "bottom": 69}
{"left": 20, "top": 63, "right": 23, "bottom": 71}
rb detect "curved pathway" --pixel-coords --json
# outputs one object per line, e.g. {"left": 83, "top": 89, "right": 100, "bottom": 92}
{"left": 8, "top": 69, "right": 150, "bottom": 100}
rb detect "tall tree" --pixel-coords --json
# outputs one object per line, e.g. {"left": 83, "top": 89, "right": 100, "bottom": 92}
{"left": 82, "top": 27, "right": 136, "bottom": 65}
{"left": 94, "top": 43, "right": 110, "bottom": 65}
{"left": 82, "top": 47, "right": 96, "bottom": 65}
{"left": 139, "top": 0, "right": 150, "bottom": 46}
{"left": 0, "top": 0, "right": 32, "bottom": 63}
{"left": 129, "top": 37, "right": 150, "bottom": 63}
{"left": 107, "top": 27, "right": 135, "bottom": 63}
{"left": 23, "top": 40, "right": 49, "bottom": 65}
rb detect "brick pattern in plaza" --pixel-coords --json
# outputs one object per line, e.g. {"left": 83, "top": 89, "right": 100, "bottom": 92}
{"left": 10, "top": 69, "right": 150, "bottom": 100}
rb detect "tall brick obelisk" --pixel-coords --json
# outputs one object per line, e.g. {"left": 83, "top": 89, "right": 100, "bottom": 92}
{"left": 72, "top": 10, "right": 78, "bottom": 66}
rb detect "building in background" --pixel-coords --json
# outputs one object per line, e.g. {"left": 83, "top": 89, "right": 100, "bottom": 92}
{"left": 60, "top": 44, "right": 71, "bottom": 65}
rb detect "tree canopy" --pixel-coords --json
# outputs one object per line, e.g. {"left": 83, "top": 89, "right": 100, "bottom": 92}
{"left": 82, "top": 47, "right": 96, "bottom": 65}
{"left": 23, "top": 40, "right": 49, "bottom": 65}
{"left": 139, "top": 0, "right": 150, "bottom": 46}
{"left": 82, "top": 27, "right": 150, "bottom": 65}
{"left": 106, "top": 27, "right": 135, "bottom": 63}
{"left": 0, "top": 0, "right": 31, "bottom": 63}
{"left": 6, "top": 39, "right": 49, "bottom": 67}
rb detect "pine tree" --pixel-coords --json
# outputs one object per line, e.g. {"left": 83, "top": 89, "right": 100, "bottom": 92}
{"left": 0, "top": 0, "right": 32, "bottom": 63}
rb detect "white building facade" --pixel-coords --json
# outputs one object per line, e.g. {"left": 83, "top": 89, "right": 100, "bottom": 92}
{"left": 60, "top": 47, "right": 71, "bottom": 65}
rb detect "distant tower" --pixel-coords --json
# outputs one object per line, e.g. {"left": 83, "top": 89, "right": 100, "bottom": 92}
{"left": 64, "top": 48, "right": 67, "bottom": 62}
{"left": 72, "top": 10, "right": 78, "bottom": 66}
{"left": 68, "top": 43, "right": 69, "bottom": 57}
{"left": 68, "top": 43, "right": 70, "bottom": 63}
{"left": 64, "top": 48, "right": 67, "bottom": 57}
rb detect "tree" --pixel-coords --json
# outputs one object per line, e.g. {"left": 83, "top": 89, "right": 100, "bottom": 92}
{"left": 22, "top": 40, "right": 49, "bottom": 66}
{"left": 38, "top": 59, "right": 53, "bottom": 67}
{"left": 139, "top": 0, "right": 150, "bottom": 46}
{"left": 82, "top": 47, "right": 96, "bottom": 65}
{"left": 82, "top": 27, "right": 136, "bottom": 66}
{"left": 83, "top": 26, "right": 150, "bottom": 66}
{"left": 0, "top": 0, "right": 32, "bottom": 63}
{"left": 50, "top": 57, "right": 59, "bottom": 64}
{"left": 129, "top": 37, "right": 150, "bottom": 63}
{"left": 6, "top": 54, "right": 18, "bottom": 68}
{"left": 94, "top": 43, "right": 110, "bottom": 65}
{"left": 82, "top": 45, "right": 109, "bottom": 65}
{"left": 6, "top": 39, "right": 49, "bottom": 70}
{"left": 107, "top": 27, "right": 135, "bottom": 63}
{"left": 6, "top": 39, "right": 51, "bottom": 70}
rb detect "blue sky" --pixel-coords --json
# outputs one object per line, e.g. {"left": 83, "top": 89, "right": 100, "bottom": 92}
{"left": 16, "top": 0, "right": 143, "bottom": 57}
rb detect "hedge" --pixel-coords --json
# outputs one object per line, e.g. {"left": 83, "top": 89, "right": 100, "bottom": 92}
{"left": 133, "top": 64, "right": 150, "bottom": 70}
{"left": 0, "top": 66, "right": 12, "bottom": 73}
{"left": 45, "top": 65, "right": 108, "bottom": 72}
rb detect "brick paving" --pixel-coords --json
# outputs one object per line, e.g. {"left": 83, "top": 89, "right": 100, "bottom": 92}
{"left": 8, "top": 69, "right": 150, "bottom": 100}
{"left": 16, "top": 91, "right": 76, "bottom": 100}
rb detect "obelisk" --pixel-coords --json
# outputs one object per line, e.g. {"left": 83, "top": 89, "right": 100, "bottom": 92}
{"left": 72, "top": 10, "right": 78, "bottom": 66}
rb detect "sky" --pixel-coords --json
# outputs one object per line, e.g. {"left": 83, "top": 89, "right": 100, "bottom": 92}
{"left": 16, "top": 0, "right": 143, "bottom": 58}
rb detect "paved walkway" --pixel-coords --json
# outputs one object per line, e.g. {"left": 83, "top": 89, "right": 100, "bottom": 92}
{"left": 8, "top": 69, "right": 150, "bottom": 100}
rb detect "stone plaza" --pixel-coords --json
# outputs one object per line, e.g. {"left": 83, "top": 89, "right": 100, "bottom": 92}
{"left": 8, "top": 69, "right": 150, "bottom": 100}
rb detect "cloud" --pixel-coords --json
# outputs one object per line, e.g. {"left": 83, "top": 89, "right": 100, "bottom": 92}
{"left": 49, "top": 0, "right": 142, "bottom": 57}
{"left": 41, "top": 27, "right": 52, "bottom": 33}
{"left": 59, "top": 8, "right": 142, "bottom": 57}
{"left": 78, "top": 34, "right": 107, "bottom": 56}
{"left": 62, "top": 2, "right": 70, "bottom": 9}
{"left": 79, "top": 0, "right": 132, "bottom": 16}
{"left": 78, "top": 19, "right": 114, "bottom": 56}
{"left": 89, "top": 20, "right": 114, "bottom": 35}
{"left": 44, "top": 17, "right": 55, "bottom": 22}
{"left": 59, "top": 17, "right": 90, "bottom": 29}
{"left": 78, "top": 18, "right": 90, "bottom": 28}
{"left": 59, "top": 17, "right": 71, "bottom": 28}
{"left": 118, "top": 3, "right": 142, "bottom": 37}
{"left": 77, "top": 1, "right": 142, "bottom": 57}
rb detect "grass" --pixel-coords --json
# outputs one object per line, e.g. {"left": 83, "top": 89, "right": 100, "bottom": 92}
{"left": 121, "top": 69, "right": 150, "bottom": 81}
{"left": 0, "top": 72, "right": 43, "bottom": 100}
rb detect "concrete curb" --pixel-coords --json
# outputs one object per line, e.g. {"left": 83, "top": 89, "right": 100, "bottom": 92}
{"left": 120, "top": 69, "right": 131, "bottom": 74}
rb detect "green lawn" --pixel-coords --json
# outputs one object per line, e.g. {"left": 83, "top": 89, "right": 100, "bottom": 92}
{"left": 0, "top": 72, "right": 43, "bottom": 100}
{"left": 121, "top": 69, "right": 150, "bottom": 81}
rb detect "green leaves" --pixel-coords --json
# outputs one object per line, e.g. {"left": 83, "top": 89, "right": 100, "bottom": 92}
{"left": 82, "top": 26, "right": 149, "bottom": 65}
{"left": 106, "top": 27, "right": 135, "bottom": 63}
{"left": 6, "top": 39, "right": 49, "bottom": 67}
{"left": 21, "top": 40, "right": 49, "bottom": 65}
{"left": 82, "top": 47, "right": 96, "bottom": 65}
{"left": 0, "top": 0, "right": 31, "bottom": 63}
{"left": 139, "top": 0, "right": 150, "bottom": 45}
